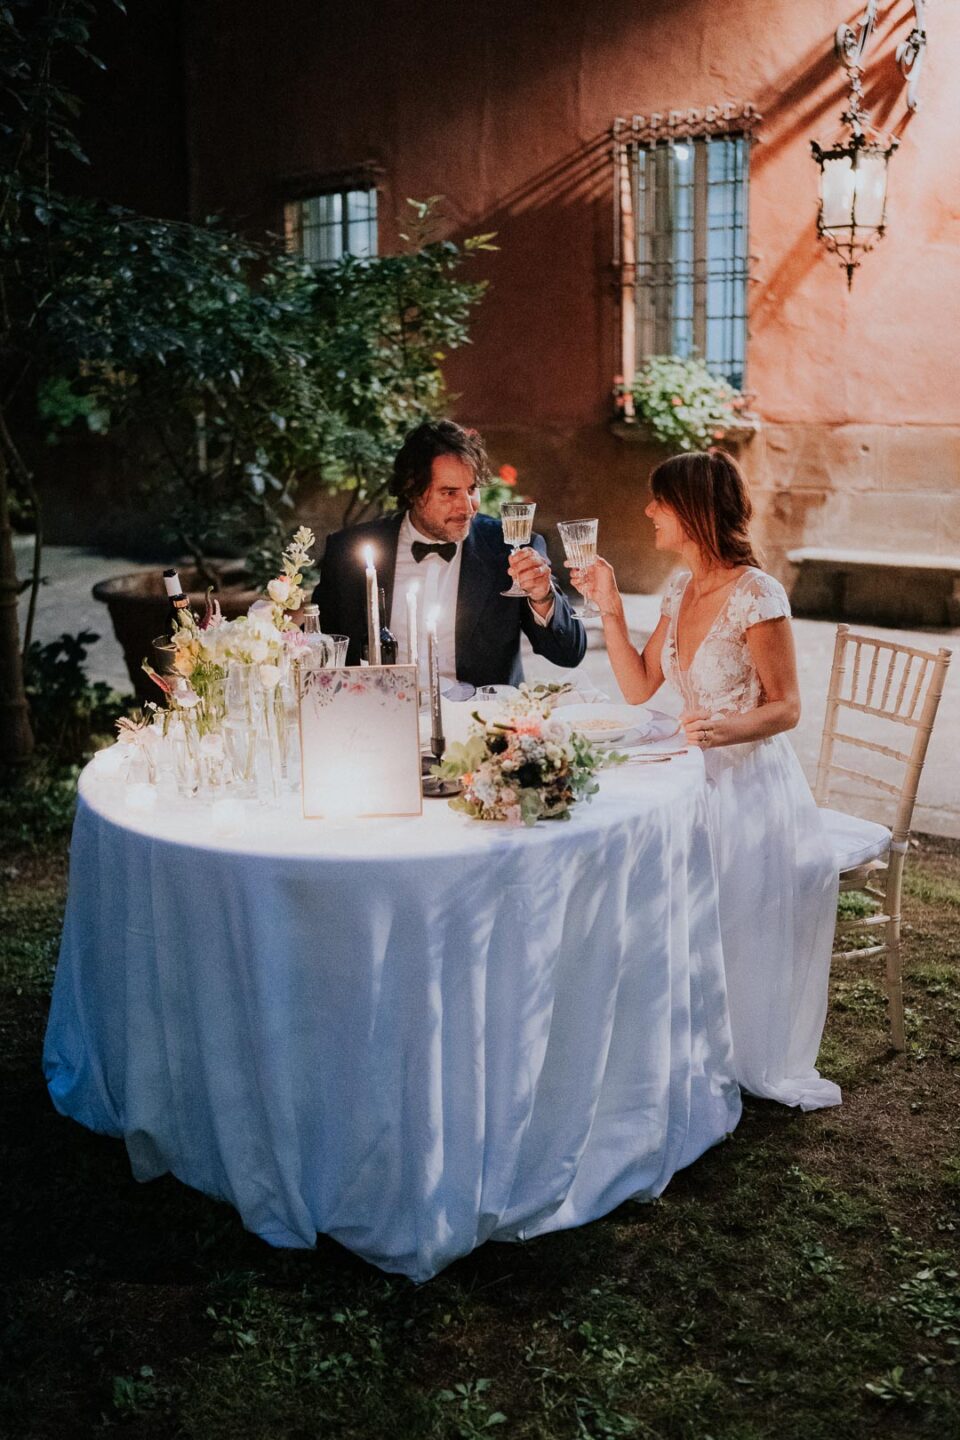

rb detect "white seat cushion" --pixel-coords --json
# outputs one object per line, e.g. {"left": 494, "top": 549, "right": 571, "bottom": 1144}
{"left": 820, "top": 807, "right": 892, "bottom": 872}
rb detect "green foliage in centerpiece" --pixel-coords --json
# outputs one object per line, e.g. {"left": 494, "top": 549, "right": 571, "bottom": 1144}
{"left": 434, "top": 684, "right": 625, "bottom": 826}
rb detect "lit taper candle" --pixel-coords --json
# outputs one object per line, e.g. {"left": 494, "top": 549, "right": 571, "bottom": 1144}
{"left": 427, "top": 607, "right": 444, "bottom": 761}
{"left": 406, "top": 580, "right": 420, "bottom": 672}
{"left": 363, "top": 544, "right": 381, "bottom": 665}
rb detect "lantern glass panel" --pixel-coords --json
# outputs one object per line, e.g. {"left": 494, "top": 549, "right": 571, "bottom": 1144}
{"left": 853, "top": 153, "right": 887, "bottom": 230}
{"left": 821, "top": 154, "right": 856, "bottom": 231}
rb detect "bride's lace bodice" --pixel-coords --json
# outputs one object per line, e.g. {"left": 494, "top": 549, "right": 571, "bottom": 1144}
{"left": 661, "top": 567, "right": 791, "bottom": 717}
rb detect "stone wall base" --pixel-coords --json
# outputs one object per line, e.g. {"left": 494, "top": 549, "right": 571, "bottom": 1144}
{"left": 31, "top": 420, "right": 960, "bottom": 630}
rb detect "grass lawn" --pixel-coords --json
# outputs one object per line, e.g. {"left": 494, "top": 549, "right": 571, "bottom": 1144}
{"left": 1, "top": 776, "right": 958, "bottom": 1440}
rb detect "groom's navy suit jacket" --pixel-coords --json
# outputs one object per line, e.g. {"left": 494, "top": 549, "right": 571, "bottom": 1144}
{"left": 314, "top": 512, "right": 587, "bottom": 686}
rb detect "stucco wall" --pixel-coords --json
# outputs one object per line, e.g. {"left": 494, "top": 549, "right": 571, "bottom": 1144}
{"left": 62, "top": 0, "right": 960, "bottom": 599}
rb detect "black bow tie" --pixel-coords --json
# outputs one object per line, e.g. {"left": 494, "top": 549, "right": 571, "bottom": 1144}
{"left": 411, "top": 540, "right": 457, "bottom": 564}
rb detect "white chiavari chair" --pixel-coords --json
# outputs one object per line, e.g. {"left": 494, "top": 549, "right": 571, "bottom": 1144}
{"left": 814, "top": 625, "right": 952, "bottom": 1051}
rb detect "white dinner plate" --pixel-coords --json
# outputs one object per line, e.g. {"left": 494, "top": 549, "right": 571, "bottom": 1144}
{"left": 560, "top": 703, "right": 680, "bottom": 748}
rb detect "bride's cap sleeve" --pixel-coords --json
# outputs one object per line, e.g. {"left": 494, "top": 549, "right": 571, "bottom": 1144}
{"left": 742, "top": 570, "right": 791, "bottom": 628}
{"left": 660, "top": 570, "right": 689, "bottom": 619}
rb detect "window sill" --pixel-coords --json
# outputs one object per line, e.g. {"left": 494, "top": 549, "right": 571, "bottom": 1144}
{"left": 610, "top": 415, "right": 761, "bottom": 446}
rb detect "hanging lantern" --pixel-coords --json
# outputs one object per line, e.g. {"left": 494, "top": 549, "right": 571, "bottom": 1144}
{"left": 811, "top": 0, "right": 898, "bottom": 287}
{"left": 811, "top": 129, "right": 898, "bottom": 288}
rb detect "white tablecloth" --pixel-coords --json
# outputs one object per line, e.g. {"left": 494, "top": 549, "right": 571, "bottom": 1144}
{"left": 43, "top": 751, "right": 741, "bottom": 1281}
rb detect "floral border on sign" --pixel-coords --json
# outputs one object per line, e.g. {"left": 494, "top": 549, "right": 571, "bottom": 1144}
{"left": 303, "top": 666, "right": 417, "bottom": 709}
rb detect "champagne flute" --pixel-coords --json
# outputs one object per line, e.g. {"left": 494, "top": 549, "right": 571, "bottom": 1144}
{"left": 500, "top": 501, "right": 537, "bottom": 598}
{"left": 557, "top": 518, "right": 600, "bottom": 618}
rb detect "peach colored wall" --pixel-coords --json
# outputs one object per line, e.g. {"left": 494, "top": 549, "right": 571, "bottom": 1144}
{"left": 64, "top": 2, "right": 960, "bottom": 593}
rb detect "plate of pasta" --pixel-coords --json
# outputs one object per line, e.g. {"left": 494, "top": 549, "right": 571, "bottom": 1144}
{"left": 561, "top": 703, "right": 679, "bottom": 748}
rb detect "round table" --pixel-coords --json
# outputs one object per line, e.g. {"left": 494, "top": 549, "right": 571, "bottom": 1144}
{"left": 43, "top": 749, "right": 741, "bottom": 1282}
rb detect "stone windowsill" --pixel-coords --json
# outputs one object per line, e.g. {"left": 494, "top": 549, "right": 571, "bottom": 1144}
{"left": 610, "top": 415, "right": 761, "bottom": 446}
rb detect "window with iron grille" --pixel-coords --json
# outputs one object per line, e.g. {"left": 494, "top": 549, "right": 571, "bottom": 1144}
{"left": 284, "top": 187, "right": 378, "bottom": 266}
{"left": 630, "top": 135, "right": 750, "bottom": 389}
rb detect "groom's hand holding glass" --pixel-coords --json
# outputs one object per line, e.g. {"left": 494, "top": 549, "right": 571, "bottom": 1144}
{"left": 507, "top": 546, "right": 555, "bottom": 614}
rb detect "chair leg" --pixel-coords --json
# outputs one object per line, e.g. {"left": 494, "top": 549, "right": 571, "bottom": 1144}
{"left": 885, "top": 932, "right": 905, "bottom": 1052}
{"left": 885, "top": 852, "right": 906, "bottom": 1052}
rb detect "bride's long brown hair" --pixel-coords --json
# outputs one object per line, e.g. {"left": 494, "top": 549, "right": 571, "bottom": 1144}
{"left": 650, "top": 449, "right": 762, "bottom": 569}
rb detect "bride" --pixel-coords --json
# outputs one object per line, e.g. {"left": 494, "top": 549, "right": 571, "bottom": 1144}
{"left": 570, "top": 449, "right": 840, "bottom": 1111}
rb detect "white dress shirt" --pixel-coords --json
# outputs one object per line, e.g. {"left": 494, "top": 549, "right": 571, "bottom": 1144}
{"left": 389, "top": 514, "right": 553, "bottom": 686}
{"left": 390, "top": 514, "right": 462, "bottom": 685}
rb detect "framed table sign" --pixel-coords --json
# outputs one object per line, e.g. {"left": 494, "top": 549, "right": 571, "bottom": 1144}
{"left": 299, "top": 665, "right": 423, "bottom": 818}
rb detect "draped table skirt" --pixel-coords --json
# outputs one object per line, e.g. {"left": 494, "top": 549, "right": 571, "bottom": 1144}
{"left": 43, "top": 753, "right": 741, "bottom": 1281}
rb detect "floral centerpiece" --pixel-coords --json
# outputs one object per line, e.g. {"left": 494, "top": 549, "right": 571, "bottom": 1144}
{"left": 142, "top": 525, "right": 316, "bottom": 709}
{"left": 122, "top": 527, "right": 317, "bottom": 801}
{"left": 434, "top": 683, "right": 624, "bottom": 826}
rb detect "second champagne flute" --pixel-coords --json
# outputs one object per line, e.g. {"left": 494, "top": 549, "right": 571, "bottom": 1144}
{"left": 500, "top": 501, "right": 537, "bottom": 597}
{"left": 557, "top": 518, "right": 601, "bottom": 618}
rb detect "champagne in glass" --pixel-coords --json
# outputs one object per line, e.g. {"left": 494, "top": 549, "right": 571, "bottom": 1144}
{"left": 557, "top": 518, "right": 601, "bottom": 618}
{"left": 500, "top": 501, "right": 537, "bottom": 597}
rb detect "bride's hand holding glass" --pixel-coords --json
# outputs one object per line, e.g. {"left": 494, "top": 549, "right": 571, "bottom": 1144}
{"left": 565, "top": 554, "right": 622, "bottom": 618}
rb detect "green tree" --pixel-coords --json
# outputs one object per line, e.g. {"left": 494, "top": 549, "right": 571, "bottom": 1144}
{"left": 40, "top": 198, "right": 491, "bottom": 586}
{"left": 0, "top": 1, "right": 491, "bottom": 764}
{"left": 0, "top": 0, "right": 121, "bottom": 762}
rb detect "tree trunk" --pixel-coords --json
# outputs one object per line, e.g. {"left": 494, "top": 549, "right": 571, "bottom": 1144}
{"left": 0, "top": 446, "right": 34, "bottom": 764}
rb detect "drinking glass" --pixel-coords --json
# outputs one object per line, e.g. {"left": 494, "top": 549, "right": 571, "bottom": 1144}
{"left": 500, "top": 501, "right": 537, "bottom": 597}
{"left": 557, "top": 518, "right": 601, "bottom": 618}
{"left": 223, "top": 661, "right": 260, "bottom": 796}
{"left": 326, "top": 634, "right": 350, "bottom": 666}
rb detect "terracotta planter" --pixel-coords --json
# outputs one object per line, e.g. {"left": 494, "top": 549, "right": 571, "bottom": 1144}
{"left": 92, "top": 564, "right": 260, "bottom": 701}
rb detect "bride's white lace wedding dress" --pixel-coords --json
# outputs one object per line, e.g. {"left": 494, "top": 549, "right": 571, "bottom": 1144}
{"left": 660, "top": 567, "right": 841, "bottom": 1111}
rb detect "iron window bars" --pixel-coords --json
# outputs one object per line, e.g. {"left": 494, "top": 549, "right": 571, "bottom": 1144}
{"left": 284, "top": 187, "right": 378, "bottom": 266}
{"left": 614, "top": 106, "right": 760, "bottom": 397}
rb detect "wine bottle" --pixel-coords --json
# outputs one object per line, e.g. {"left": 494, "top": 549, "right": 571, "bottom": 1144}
{"left": 301, "top": 604, "right": 332, "bottom": 669}
{"left": 163, "top": 568, "right": 191, "bottom": 630}
{"left": 361, "top": 588, "right": 398, "bottom": 664}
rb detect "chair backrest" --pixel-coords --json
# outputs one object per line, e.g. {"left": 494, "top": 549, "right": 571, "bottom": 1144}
{"left": 814, "top": 625, "right": 952, "bottom": 843}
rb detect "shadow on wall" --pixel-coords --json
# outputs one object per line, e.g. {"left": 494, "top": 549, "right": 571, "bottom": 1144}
{"left": 749, "top": 3, "right": 919, "bottom": 316}
{"left": 444, "top": 129, "right": 616, "bottom": 429}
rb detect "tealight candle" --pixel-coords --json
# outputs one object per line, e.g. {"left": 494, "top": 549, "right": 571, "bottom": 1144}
{"left": 363, "top": 544, "right": 381, "bottom": 665}
{"left": 427, "top": 607, "right": 444, "bottom": 762}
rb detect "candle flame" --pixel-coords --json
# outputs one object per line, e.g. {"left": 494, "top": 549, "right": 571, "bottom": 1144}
{"left": 362, "top": 544, "right": 375, "bottom": 567}
{"left": 427, "top": 605, "right": 440, "bottom": 632}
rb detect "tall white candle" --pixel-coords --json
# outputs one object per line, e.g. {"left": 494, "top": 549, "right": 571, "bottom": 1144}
{"left": 363, "top": 544, "right": 381, "bottom": 665}
{"left": 427, "top": 607, "right": 443, "bottom": 759}
{"left": 406, "top": 581, "right": 420, "bottom": 672}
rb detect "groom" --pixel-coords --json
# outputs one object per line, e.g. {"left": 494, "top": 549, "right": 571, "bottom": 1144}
{"left": 314, "top": 420, "right": 586, "bottom": 686}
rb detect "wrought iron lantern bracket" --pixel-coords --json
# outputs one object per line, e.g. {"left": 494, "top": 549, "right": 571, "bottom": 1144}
{"left": 812, "top": 0, "right": 903, "bottom": 287}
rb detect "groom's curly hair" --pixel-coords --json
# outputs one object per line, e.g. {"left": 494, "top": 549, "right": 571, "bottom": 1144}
{"left": 650, "top": 450, "right": 762, "bottom": 569}
{"left": 389, "top": 420, "right": 490, "bottom": 511}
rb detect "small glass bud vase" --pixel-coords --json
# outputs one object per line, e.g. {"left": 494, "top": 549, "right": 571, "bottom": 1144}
{"left": 254, "top": 662, "right": 284, "bottom": 808}
{"left": 223, "top": 661, "right": 261, "bottom": 798}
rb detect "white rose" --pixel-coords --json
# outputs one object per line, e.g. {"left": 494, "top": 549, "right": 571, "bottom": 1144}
{"left": 267, "top": 576, "right": 292, "bottom": 605}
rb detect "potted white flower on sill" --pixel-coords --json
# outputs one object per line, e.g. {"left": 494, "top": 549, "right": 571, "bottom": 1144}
{"left": 612, "top": 355, "right": 758, "bottom": 451}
